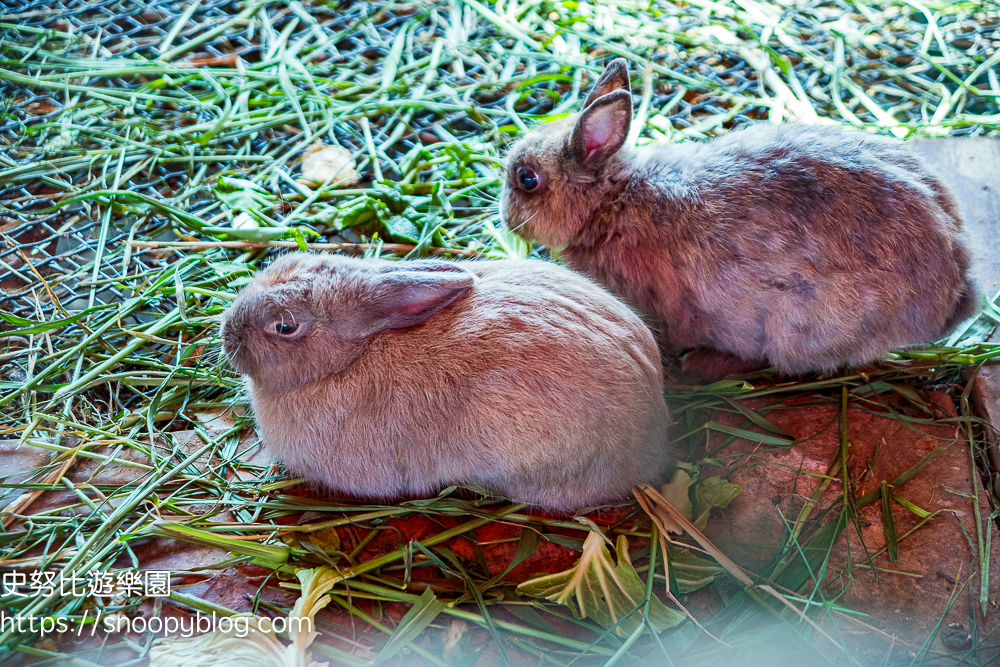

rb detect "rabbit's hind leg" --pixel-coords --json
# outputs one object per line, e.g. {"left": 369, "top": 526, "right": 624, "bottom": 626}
{"left": 759, "top": 285, "right": 877, "bottom": 375}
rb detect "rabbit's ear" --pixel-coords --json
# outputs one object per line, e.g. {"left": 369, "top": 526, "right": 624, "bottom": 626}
{"left": 582, "top": 59, "right": 631, "bottom": 109}
{"left": 366, "top": 262, "right": 476, "bottom": 333}
{"left": 571, "top": 89, "right": 632, "bottom": 167}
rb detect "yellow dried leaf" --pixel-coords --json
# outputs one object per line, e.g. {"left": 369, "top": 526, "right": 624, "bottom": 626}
{"left": 150, "top": 567, "right": 341, "bottom": 667}
{"left": 658, "top": 467, "right": 695, "bottom": 534}
{"left": 299, "top": 142, "right": 360, "bottom": 188}
{"left": 149, "top": 616, "right": 316, "bottom": 667}
{"left": 517, "top": 533, "right": 684, "bottom": 637}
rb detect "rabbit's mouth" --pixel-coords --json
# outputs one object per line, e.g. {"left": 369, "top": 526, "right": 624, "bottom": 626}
{"left": 220, "top": 315, "right": 256, "bottom": 376}
{"left": 498, "top": 192, "right": 539, "bottom": 243}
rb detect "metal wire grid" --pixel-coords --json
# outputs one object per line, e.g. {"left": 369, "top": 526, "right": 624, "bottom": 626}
{"left": 6, "top": 0, "right": 261, "bottom": 58}
{"left": 0, "top": 0, "right": 997, "bottom": 326}
{"left": 1, "top": 1, "right": 250, "bottom": 329}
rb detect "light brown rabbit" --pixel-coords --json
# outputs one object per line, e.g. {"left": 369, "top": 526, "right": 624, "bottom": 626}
{"left": 500, "top": 59, "right": 976, "bottom": 376}
{"left": 220, "top": 252, "right": 674, "bottom": 512}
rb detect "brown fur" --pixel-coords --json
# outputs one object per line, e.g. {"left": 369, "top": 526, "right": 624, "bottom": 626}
{"left": 220, "top": 253, "right": 674, "bottom": 512}
{"left": 500, "top": 59, "right": 976, "bottom": 375}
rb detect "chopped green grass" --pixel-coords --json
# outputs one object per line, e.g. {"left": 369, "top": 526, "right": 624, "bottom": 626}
{"left": 1, "top": 0, "right": 999, "bottom": 664}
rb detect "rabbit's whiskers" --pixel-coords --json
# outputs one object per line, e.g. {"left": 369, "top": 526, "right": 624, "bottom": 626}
{"left": 225, "top": 340, "right": 242, "bottom": 366}
{"left": 506, "top": 210, "right": 539, "bottom": 235}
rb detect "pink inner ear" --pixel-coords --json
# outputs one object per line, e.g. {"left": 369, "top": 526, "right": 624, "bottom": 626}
{"left": 395, "top": 288, "right": 442, "bottom": 316}
{"left": 370, "top": 270, "right": 476, "bottom": 333}
{"left": 585, "top": 108, "right": 617, "bottom": 160}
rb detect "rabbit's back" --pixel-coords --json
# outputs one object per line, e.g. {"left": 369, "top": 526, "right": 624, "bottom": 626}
{"left": 571, "top": 124, "right": 972, "bottom": 373}
{"left": 632, "top": 125, "right": 961, "bottom": 250}
{"left": 253, "top": 259, "right": 673, "bottom": 510}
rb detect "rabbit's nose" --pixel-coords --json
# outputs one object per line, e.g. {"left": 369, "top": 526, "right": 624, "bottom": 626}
{"left": 221, "top": 333, "right": 243, "bottom": 357}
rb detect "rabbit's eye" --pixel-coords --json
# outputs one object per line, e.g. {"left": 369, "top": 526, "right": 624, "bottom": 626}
{"left": 516, "top": 167, "right": 539, "bottom": 191}
{"left": 274, "top": 322, "right": 299, "bottom": 335}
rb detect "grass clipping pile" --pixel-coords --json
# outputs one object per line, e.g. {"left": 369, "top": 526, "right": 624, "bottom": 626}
{"left": 149, "top": 567, "right": 337, "bottom": 667}
{"left": 1, "top": 0, "right": 999, "bottom": 664}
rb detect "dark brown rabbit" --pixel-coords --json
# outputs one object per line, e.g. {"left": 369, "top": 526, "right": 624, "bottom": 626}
{"left": 220, "top": 252, "right": 674, "bottom": 512}
{"left": 500, "top": 59, "right": 976, "bottom": 376}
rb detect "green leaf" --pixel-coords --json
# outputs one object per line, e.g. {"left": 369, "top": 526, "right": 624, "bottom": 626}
{"left": 704, "top": 421, "right": 795, "bottom": 447}
{"left": 201, "top": 225, "right": 320, "bottom": 243}
{"left": 0, "top": 311, "right": 37, "bottom": 327}
{"left": 891, "top": 494, "right": 932, "bottom": 519}
{"left": 51, "top": 189, "right": 210, "bottom": 232}
{"left": 0, "top": 304, "right": 116, "bottom": 336}
{"left": 338, "top": 199, "right": 378, "bottom": 229}
{"left": 880, "top": 482, "right": 899, "bottom": 563}
{"left": 889, "top": 383, "right": 932, "bottom": 411}
{"left": 543, "top": 534, "right": 584, "bottom": 552}
{"left": 692, "top": 380, "right": 754, "bottom": 395}
{"left": 288, "top": 227, "right": 310, "bottom": 251}
{"left": 772, "top": 514, "right": 846, "bottom": 592}
{"left": 380, "top": 23, "right": 409, "bottom": 91}
{"left": 692, "top": 475, "right": 742, "bottom": 530}
{"left": 374, "top": 586, "right": 444, "bottom": 663}
{"left": 853, "top": 380, "right": 894, "bottom": 397}
{"left": 482, "top": 219, "right": 530, "bottom": 259}
{"left": 202, "top": 225, "right": 287, "bottom": 240}
{"left": 384, "top": 215, "right": 421, "bottom": 243}
{"left": 372, "top": 184, "right": 409, "bottom": 214}
{"left": 722, "top": 398, "right": 791, "bottom": 437}
{"left": 503, "top": 603, "right": 562, "bottom": 637}
{"left": 697, "top": 476, "right": 742, "bottom": 509}
{"left": 143, "top": 521, "right": 289, "bottom": 568}
{"left": 517, "top": 532, "right": 685, "bottom": 637}
{"left": 485, "top": 529, "right": 540, "bottom": 586}
{"left": 208, "top": 261, "right": 253, "bottom": 279}
{"left": 278, "top": 54, "right": 310, "bottom": 134}
{"left": 214, "top": 176, "right": 274, "bottom": 213}
{"left": 666, "top": 546, "right": 727, "bottom": 594}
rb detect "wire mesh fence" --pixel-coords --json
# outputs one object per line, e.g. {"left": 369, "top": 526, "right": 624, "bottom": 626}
{"left": 1, "top": 0, "right": 999, "bottom": 663}
{"left": 2, "top": 0, "right": 998, "bottom": 321}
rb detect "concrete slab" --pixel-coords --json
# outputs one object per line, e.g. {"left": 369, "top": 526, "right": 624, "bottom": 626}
{"left": 701, "top": 392, "right": 1000, "bottom": 664}
{"left": 915, "top": 138, "right": 1000, "bottom": 660}
{"left": 0, "top": 439, "right": 55, "bottom": 507}
{"left": 912, "top": 138, "right": 1000, "bottom": 300}
{"left": 913, "top": 138, "right": 1000, "bottom": 472}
